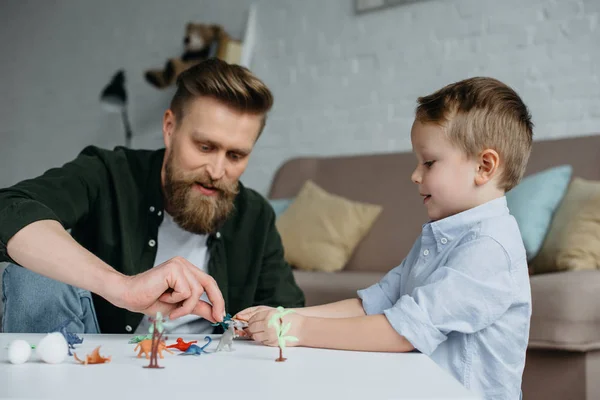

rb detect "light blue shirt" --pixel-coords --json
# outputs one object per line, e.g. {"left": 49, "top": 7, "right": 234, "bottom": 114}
{"left": 358, "top": 197, "right": 531, "bottom": 400}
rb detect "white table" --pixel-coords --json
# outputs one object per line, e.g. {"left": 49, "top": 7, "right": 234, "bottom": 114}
{"left": 0, "top": 333, "right": 480, "bottom": 400}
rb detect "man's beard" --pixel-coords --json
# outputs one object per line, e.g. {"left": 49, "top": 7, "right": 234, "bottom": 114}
{"left": 163, "top": 155, "right": 239, "bottom": 235}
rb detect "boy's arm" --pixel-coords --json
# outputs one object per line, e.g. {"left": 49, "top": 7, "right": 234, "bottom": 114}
{"left": 299, "top": 314, "right": 415, "bottom": 352}
{"left": 293, "top": 298, "right": 366, "bottom": 318}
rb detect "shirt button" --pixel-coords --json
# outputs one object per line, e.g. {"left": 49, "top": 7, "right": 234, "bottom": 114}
{"left": 149, "top": 206, "right": 155, "bottom": 213}
{"left": 216, "top": 232, "right": 221, "bottom": 239}
{"left": 157, "top": 211, "right": 162, "bottom": 216}
{"left": 441, "top": 238, "right": 448, "bottom": 244}
{"left": 423, "top": 249, "right": 429, "bottom": 256}
{"left": 148, "top": 239, "right": 156, "bottom": 247}
{"left": 125, "top": 325, "right": 132, "bottom": 332}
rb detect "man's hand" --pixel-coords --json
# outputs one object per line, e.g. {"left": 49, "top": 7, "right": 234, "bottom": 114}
{"left": 244, "top": 307, "right": 305, "bottom": 347}
{"left": 110, "top": 256, "right": 225, "bottom": 323}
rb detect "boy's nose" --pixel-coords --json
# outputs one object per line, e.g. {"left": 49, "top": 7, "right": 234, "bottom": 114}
{"left": 411, "top": 167, "right": 422, "bottom": 184}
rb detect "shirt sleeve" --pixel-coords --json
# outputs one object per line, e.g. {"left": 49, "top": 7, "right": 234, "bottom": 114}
{"left": 357, "top": 258, "right": 406, "bottom": 315}
{"left": 358, "top": 237, "right": 420, "bottom": 314}
{"left": 0, "top": 146, "right": 110, "bottom": 263}
{"left": 383, "top": 235, "right": 515, "bottom": 355}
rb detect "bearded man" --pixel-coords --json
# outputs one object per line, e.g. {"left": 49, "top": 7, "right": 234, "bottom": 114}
{"left": 0, "top": 58, "right": 304, "bottom": 334}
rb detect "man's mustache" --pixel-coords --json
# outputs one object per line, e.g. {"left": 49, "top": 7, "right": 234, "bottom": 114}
{"left": 180, "top": 173, "right": 237, "bottom": 195}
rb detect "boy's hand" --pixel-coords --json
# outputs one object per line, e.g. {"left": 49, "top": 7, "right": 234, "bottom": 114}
{"left": 234, "top": 305, "right": 275, "bottom": 322}
{"left": 245, "top": 308, "right": 305, "bottom": 347}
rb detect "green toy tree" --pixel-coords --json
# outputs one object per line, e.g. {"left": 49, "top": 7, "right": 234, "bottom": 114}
{"left": 144, "top": 312, "right": 168, "bottom": 369}
{"left": 268, "top": 306, "right": 299, "bottom": 362}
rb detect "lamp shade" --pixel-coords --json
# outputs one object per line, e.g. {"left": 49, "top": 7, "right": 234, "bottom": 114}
{"left": 100, "top": 70, "right": 127, "bottom": 111}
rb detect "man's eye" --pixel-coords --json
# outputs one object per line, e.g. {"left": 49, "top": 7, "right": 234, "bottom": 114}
{"left": 424, "top": 160, "right": 435, "bottom": 168}
{"left": 228, "top": 153, "right": 241, "bottom": 161}
{"left": 200, "top": 145, "right": 211, "bottom": 152}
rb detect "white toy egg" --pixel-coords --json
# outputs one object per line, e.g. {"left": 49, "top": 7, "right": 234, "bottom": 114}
{"left": 8, "top": 339, "right": 32, "bottom": 364}
{"left": 36, "top": 332, "right": 68, "bottom": 364}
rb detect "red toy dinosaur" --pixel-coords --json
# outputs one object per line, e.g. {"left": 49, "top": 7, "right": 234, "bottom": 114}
{"left": 166, "top": 338, "right": 198, "bottom": 352}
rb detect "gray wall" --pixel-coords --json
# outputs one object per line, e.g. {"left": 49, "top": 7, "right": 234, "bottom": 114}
{"left": 2, "top": 0, "right": 599, "bottom": 196}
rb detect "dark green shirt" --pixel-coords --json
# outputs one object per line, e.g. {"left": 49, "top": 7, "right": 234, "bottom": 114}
{"left": 0, "top": 146, "right": 304, "bottom": 333}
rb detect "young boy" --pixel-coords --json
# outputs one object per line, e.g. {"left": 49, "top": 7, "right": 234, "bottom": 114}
{"left": 237, "top": 77, "right": 533, "bottom": 400}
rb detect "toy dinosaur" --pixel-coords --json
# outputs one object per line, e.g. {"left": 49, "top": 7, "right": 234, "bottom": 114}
{"left": 128, "top": 334, "right": 153, "bottom": 344}
{"left": 73, "top": 346, "right": 111, "bottom": 365}
{"left": 179, "top": 336, "right": 212, "bottom": 355}
{"left": 49, "top": 319, "right": 84, "bottom": 356}
{"left": 215, "top": 321, "right": 239, "bottom": 352}
{"left": 135, "top": 339, "right": 174, "bottom": 359}
{"left": 167, "top": 337, "right": 198, "bottom": 352}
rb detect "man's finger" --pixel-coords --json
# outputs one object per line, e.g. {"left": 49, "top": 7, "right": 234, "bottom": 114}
{"left": 191, "top": 300, "right": 216, "bottom": 323}
{"left": 169, "top": 267, "right": 202, "bottom": 320}
{"left": 183, "top": 261, "right": 225, "bottom": 322}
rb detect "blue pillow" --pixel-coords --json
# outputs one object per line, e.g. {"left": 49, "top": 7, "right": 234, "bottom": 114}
{"left": 269, "top": 198, "right": 294, "bottom": 218}
{"left": 506, "top": 165, "right": 572, "bottom": 261}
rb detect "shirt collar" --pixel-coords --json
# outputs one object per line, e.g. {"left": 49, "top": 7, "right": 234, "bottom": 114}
{"left": 423, "top": 196, "right": 509, "bottom": 245}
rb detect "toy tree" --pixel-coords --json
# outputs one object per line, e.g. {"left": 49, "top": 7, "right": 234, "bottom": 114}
{"left": 144, "top": 312, "right": 168, "bottom": 369}
{"left": 268, "top": 306, "right": 298, "bottom": 362}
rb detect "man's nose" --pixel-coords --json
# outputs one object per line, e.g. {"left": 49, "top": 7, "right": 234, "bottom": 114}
{"left": 206, "top": 154, "right": 226, "bottom": 180}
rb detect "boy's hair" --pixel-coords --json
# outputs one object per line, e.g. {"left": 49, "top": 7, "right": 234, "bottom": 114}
{"left": 170, "top": 58, "right": 274, "bottom": 138}
{"left": 415, "top": 77, "right": 533, "bottom": 191}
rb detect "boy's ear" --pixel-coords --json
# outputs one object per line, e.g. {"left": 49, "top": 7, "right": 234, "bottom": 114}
{"left": 475, "top": 148, "right": 500, "bottom": 186}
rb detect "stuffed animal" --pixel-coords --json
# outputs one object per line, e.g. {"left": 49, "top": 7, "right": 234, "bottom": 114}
{"left": 145, "top": 23, "right": 226, "bottom": 89}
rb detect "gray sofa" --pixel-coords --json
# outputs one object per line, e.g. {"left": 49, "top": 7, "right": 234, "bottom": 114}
{"left": 268, "top": 133, "right": 600, "bottom": 400}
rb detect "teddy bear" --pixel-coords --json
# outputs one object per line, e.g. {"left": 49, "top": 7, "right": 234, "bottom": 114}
{"left": 145, "top": 23, "right": 226, "bottom": 89}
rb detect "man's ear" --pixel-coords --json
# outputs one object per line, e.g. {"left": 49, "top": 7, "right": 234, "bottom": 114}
{"left": 475, "top": 149, "right": 500, "bottom": 186}
{"left": 163, "top": 109, "right": 176, "bottom": 149}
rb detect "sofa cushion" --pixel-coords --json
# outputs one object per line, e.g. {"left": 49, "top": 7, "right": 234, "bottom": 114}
{"left": 531, "top": 178, "right": 600, "bottom": 274}
{"left": 529, "top": 270, "right": 600, "bottom": 351}
{"left": 555, "top": 193, "right": 600, "bottom": 271}
{"left": 292, "top": 269, "right": 385, "bottom": 306}
{"left": 276, "top": 180, "right": 382, "bottom": 272}
{"left": 268, "top": 198, "right": 293, "bottom": 218}
{"left": 506, "top": 165, "right": 572, "bottom": 261}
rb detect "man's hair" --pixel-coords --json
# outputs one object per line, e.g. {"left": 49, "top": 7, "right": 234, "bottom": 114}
{"left": 415, "top": 77, "right": 533, "bottom": 191}
{"left": 170, "top": 58, "right": 274, "bottom": 138}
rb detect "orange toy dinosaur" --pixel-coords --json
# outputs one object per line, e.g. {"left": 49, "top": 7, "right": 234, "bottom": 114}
{"left": 135, "top": 339, "right": 174, "bottom": 359}
{"left": 73, "top": 346, "right": 111, "bottom": 365}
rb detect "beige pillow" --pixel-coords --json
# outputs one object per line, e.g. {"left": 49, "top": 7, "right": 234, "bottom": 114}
{"left": 531, "top": 178, "right": 600, "bottom": 274}
{"left": 556, "top": 193, "right": 600, "bottom": 271}
{"left": 276, "top": 180, "right": 382, "bottom": 272}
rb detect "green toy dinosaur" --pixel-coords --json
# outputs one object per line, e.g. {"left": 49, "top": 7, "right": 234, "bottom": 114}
{"left": 128, "top": 334, "right": 153, "bottom": 344}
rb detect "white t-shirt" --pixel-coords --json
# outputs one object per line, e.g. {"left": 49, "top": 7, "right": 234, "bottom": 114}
{"left": 134, "top": 212, "right": 214, "bottom": 335}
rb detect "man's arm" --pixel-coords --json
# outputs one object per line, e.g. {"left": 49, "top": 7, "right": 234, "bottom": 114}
{"left": 0, "top": 147, "right": 225, "bottom": 321}
{"left": 6, "top": 219, "right": 127, "bottom": 308}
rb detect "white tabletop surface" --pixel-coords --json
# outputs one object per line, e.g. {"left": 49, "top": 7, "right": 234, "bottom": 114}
{"left": 0, "top": 333, "right": 480, "bottom": 400}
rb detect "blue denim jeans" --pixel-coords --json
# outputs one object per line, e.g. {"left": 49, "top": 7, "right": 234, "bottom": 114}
{"left": 2, "top": 263, "right": 100, "bottom": 333}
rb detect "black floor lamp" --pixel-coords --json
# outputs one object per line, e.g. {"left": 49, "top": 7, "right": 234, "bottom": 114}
{"left": 100, "top": 70, "right": 133, "bottom": 147}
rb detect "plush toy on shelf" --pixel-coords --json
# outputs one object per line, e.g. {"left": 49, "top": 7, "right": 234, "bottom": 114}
{"left": 145, "top": 23, "right": 229, "bottom": 89}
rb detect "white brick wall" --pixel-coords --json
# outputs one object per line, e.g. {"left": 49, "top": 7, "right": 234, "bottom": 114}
{"left": 244, "top": 0, "right": 600, "bottom": 194}
{"left": 0, "top": 0, "right": 253, "bottom": 188}
{"left": 1, "top": 0, "right": 599, "bottom": 196}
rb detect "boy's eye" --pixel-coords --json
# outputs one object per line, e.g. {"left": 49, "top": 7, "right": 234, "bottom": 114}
{"left": 423, "top": 160, "right": 435, "bottom": 168}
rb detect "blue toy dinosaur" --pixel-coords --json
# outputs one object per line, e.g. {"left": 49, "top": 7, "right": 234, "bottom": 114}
{"left": 49, "top": 319, "right": 84, "bottom": 356}
{"left": 179, "top": 336, "right": 212, "bottom": 356}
